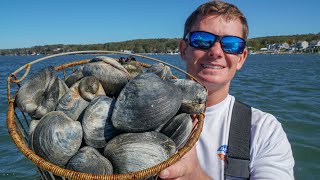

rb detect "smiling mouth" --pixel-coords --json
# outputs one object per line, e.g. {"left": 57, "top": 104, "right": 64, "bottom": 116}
{"left": 202, "top": 64, "right": 225, "bottom": 69}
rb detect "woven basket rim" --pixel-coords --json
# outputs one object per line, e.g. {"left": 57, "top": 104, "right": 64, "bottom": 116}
{"left": 6, "top": 51, "right": 206, "bottom": 180}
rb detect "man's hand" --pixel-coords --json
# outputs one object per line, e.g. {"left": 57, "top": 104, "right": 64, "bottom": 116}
{"left": 158, "top": 146, "right": 212, "bottom": 180}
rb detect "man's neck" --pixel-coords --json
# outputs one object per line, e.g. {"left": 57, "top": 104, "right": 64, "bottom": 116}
{"left": 205, "top": 85, "right": 229, "bottom": 107}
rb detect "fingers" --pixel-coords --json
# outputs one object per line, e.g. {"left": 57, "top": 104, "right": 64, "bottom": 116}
{"left": 159, "top": 146, "right": 197, "bottom": 179}
{"left": 159, "top": 159, "right": 186, "bottom": 179}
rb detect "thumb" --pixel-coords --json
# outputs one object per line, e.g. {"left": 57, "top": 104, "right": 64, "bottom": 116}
{"left": 159, "top": 146, "right": 197, "bottom": 179}
{"left": 159, "top": 159, "right": 186, "bottom": 179}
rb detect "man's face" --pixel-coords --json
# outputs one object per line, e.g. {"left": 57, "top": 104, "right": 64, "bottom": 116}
{"left": 180, "top": 15, "right": 248, "bottom": 94}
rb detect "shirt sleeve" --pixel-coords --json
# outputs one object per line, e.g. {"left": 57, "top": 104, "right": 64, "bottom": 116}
{"left": 249, "top": 110, "right": 295, "bottom": 180}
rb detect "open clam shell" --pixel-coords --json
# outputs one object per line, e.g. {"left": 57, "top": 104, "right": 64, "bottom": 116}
{"left": 82, "top": 56, "right": 131, "bottom": 97}
{"left": 16, "top": 66, "right": 59, "bottom": 119}
{"left": 32, "top": 111, "right": 83, "bottom": 167}
{"left": 67, "top": 146, "right": 113, "bottom": 174}
{"left": 111, "top": 73, "right": 182, "bottom": 132}
{"left": 82, "top": 95, "right": 120, "bottom": 149}
{"left": 104, "top": 131, "right": 176, "bottom": 174}
{"left": 171, "top": 79, "right": 207, "bottom": 114}
{"left": 146, "top": 63, "right": 173, "bottom": 80}
{"left": 160, "top": 113, "right": 193, "bottom": 149}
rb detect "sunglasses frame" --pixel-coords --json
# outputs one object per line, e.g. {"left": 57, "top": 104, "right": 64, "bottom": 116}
{"left": 184, "top": 31, "right": 246, "bottom": 55}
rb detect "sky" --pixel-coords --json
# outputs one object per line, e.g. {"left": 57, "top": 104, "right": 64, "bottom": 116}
{"left": 1, "top": 0, "right": 319, "bottom": 49}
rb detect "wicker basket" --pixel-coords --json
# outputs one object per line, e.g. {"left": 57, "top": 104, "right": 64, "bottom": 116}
{"left": 7, "top": 51, "right": 205, "bottom": 180}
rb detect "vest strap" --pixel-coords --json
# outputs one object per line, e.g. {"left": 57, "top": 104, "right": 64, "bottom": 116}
{"left": 224, "top": 100, "right": 251, "bottom": 179}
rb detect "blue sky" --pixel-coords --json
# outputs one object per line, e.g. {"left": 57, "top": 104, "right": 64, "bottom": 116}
{"left": 1, "top": 0, "right": 319, "bottom": 49}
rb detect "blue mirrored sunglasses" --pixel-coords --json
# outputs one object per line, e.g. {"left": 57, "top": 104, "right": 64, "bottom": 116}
{"left": 184, "top": 31, "right": 246, "bottom": 55}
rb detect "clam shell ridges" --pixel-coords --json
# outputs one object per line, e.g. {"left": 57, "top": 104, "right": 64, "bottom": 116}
{"left": 82, "top": 57, "right": 131, "bottom": 97}
{"left": 171, "top": 79, "right": 207, "bottom": 114}
{"left": 67, "top": 146, "right": 113, "bottom": 174}
{"left": 58, "top": 78, "right": 70, "bottom": 100}
{"left": 65, "top": 67, "right": 84, "bottom": 87}
{"left": 82, "top": 95, "right": 119, "bottom": 149}
{"left": 160, "top": 113, "right": 193, "bottom": 149}
{"left": 146, "top": 63, "right": 173, "bottom": 80}
{"left": 104, "top": 131, "right": 176, "bottom": 174}
{"left": 32, "top": 111, "right": 83, "bottom": 167}
{"left": 16, "top": 66, "right": 59, "bottom": 119}
{"left": 56, "top": 81, "right": 89, "bottom": 121}
{"left": 111, "top": 73, "right": 182, "bottom": 132}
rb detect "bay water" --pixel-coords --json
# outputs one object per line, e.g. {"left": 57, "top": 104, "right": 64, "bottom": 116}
{"left": 0, "top": 54, "right": 319, "bottom": 179}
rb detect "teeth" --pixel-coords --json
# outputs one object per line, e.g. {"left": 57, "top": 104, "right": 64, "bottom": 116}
{"left": 202, "top": 64, "right": 224, "bottom": 69}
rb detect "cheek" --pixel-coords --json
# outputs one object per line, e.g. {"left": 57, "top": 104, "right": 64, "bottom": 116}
{"left": 226, "top": 55, "right": 241, "bottom": 69}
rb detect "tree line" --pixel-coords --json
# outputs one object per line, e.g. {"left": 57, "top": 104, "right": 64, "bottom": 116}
{"left": 246, "top": 33, "right": 320, "bottom": 50}
{"left": 1, "top": 33, "right": 319, "bottom": 55}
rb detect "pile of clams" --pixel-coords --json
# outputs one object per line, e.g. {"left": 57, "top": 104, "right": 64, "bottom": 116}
{"left": 17, "top": 56, "right": 207, "bottom": 176}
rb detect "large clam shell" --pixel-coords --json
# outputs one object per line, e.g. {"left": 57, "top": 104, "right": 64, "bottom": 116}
{"left": 16, "top": 66, "right": 59, "bottom": 119}
{"left": 65, "top": 67, "right": 84, "bottom": 88}
{"left": 160, "top": 113, "right": 193, "bottom": 149}
{"left": 82, "top": 56, "right": 131, "bottom": 97}
{"left": 32, "top": 111, "right": 83, "bottom": 167}
{"left": 111, "top": 73, "right": 182, "bottom": 132}
{"left": 146, "top": 63, "right": 173, "bottom": 80}
{"left": 171, "top": 79, "right": 207, "bottom": 114}
{"left": 67, "top": 146, "right": 113, "bottom": 174}
{"left": 82, "top": 96, "right": 120, "bottom": 149}
{"left": 104, "top": 131, "right": 176, "bottom": 174}
{"left": 56, "top": 81, "right": 89, "bottom": 121}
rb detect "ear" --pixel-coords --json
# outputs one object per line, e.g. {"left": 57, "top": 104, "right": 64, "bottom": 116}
{"left": 236, "top": 48, "right": 248, "bottom": 70}
{"left": 179, "top": 39, "right": 188, "bottom": 60}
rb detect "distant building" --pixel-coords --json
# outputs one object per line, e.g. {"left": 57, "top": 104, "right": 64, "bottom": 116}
{"left": 296, "top": 41, "right": 309, "bottom": 50}
{"left": 280, "top": 42, "right": 290, "bottom": 50}
{"left": 309, "top": 40, "right": 320, "bottom": 48}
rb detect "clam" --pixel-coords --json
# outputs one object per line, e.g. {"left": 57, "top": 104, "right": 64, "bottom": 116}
{"left": 82, "top": 95, "right": 120, "bottom": 149}
{"left": 16, "top": 66, "right": 59, "bottom": 119}
{"left": 121, "top": 61, "right": 144, "bottom": 78}
{"left": 56, "top": 81, "right": 89, "bottom": 121}
{"left": 58, "top": 78, "right": 69, "bottom": 100}
{"left": 160, "top": 113, "right": 193, "bottom": 149}
{"left": 29, "top": 119, "right": 40, "bottom": 136}
{"left": 65, "top": 67, "right": 84, "bottom": 87}
{"left": 104, "top": 131, "right": 176, "bottom": 174}
{"left": 82, "top": 56, "right": 131, "bottom": 97}
{"left": 78, "top": 76, "right": 106, "bottom": 101}
{"left": 146, "top": 63, "right": 173, "bottom": 80}
{"left": 111, "top": 73, "right": 182, "bottom": 132}
{"left": 67, "top": 146, "right": 113, "bottom": 174}
{"left": 28, "top": 119, "right": 41, "bottom": 151}
{"left": 32, "top": 111, "right": 83, "bottom": 167}
{"left": 171, "top": 79, "right": 207, "bottom": 114}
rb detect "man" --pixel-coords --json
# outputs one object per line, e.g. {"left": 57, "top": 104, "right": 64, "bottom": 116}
{"left": 159, "top": 1, "right": 295, "bottom": 179}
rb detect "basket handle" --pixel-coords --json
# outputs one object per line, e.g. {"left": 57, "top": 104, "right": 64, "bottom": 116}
{"left": 10, "top": 64, "right": 31, "bottom": 83}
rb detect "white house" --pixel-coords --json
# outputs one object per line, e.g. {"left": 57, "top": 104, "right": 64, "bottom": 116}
{"left": 296, "top": 41, "right": 309, "bottom": 49}
{"left": 309, "top": 40, "right": 320, "bottom": 48}
{"left": 280, "top": 42, "right": 290, "bottom": 49}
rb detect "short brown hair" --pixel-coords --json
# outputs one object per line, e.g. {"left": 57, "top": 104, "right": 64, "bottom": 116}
{"left": 183, "top": 0, "right": 249, "bottom": 40}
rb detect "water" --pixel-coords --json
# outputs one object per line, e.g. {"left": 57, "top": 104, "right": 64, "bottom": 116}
{"left": 0, "top": 54, "right": 319, "bottom": 179}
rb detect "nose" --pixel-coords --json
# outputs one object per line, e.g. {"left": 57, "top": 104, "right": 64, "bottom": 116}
{"left": 208, "top": 41, "right": 223, "bottom": 57}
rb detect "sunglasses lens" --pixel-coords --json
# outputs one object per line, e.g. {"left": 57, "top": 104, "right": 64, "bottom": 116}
{"left": 189, "top": 32, "right": 215, "bottom": 49}
{"left": 221, "top": 36, "right": 246, "bottom": 54}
